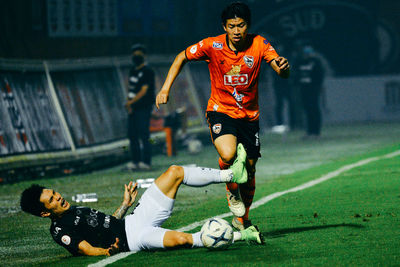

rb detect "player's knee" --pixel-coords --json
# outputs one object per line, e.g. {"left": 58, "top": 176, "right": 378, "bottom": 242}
{"left": 219, "top": 150, "right": 236, "bottom": 164}
{"left": 166, "top": 165, "right": 184, "bottom": 182}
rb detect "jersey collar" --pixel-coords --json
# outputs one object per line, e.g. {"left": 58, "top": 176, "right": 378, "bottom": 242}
{"left": 224, "top": 34, "right": 252, "bottom": 55}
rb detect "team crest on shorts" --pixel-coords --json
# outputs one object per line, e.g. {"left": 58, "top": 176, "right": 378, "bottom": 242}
{"left": 243, "top": 55, "right": 254, "bottom": 68}
{"left": 212, "top": 123, "right": 222, "bottom": 134}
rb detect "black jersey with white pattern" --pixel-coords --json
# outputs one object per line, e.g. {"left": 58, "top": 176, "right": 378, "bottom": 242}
{"left": 50, "top": 206, "right": 129, "bottom": 255}
{"left": 128, "top": 65, "right": 155, "bottom": 109}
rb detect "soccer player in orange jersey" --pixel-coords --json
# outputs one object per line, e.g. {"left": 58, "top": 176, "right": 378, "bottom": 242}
{"left": 156, "top": 2, "right": 290, "bottom": 230}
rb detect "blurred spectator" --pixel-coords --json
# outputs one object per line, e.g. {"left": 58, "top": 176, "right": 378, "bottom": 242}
{"left": 125, "top": 44, "right": 155, "bottom": 170}
{"left": 295, "top": 45, "right": 325, "bottom": 139}
{"left": 271, "top": 46, "right": 295, "bottom": 133}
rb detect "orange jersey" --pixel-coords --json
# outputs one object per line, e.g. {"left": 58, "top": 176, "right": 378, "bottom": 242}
{"left": 185, "top": 34, "right": 279, "bottom": 121}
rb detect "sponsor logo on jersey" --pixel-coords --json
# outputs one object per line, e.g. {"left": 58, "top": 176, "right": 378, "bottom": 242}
{"left": 243, "top": 55, "right": 254, "bottom": 68}
{"left": 224, "top": 74, "right": 248, "bottom": 86}
{"left": 199, "top": 40, "right": 204, "bottom": 47}
{"left": 232, "top": 88, "right": 244, "bottom": 102}
{"left": 224, "top": 65, "right": 248, "bottom": 86}
{"left": 212, "top": 41, "right": 223, "bottom": 50}
{"left": 212, "top": 123, "right": 222, "bottom": 134}
{"left": 263, "top": 39, "right": 269, "bottom": 45}
{"left": 226, "top": 65, "right": 241, "bottom": 75}
{"left": 190, "top": 45, "right": 198, "bottom": 54}
{"left": 213, "top": 104, "right": 219, "bottom": 111}
{"left": 61, "top": 235, "right": 71, "bottom": 245}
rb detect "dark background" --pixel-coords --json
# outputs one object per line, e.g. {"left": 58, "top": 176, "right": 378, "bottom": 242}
{"left": 1, "top": 0, "right": 399, "bottom": 76}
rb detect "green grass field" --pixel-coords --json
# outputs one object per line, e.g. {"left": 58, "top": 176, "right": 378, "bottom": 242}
{"left": 1, "top": 122, "right": 399, "bottom": 266}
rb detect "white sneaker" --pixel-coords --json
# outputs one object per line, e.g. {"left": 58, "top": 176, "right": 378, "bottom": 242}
{"left": 138, "top": 162, "right": 151, "bottom": 170}
{"left": 126, "top": 162, "right": 137, "bottom": 170}
{"left": 226, "top": 188, "right": 245, "bottom": 217}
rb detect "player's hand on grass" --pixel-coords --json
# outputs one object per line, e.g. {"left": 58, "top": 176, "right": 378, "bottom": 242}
{"left": 156, "top": 89, "right": 169, "bottom": 109}
{"left": 275, "top": 56, "right": 290, "bottom": 70}
{"left": 107, "top": 238, "right": 120, "bottom": 256}
{"left": 123, "top": 181, "right": 138, "bottom": 207}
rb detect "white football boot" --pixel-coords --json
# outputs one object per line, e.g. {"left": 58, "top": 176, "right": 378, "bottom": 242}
{"left": 226, "top": 188, "right": 245, "bottom": 217}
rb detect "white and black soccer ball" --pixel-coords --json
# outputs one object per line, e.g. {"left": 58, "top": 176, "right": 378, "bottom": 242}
{"left": 200, "top": 218, "right": 233, "bottom": 249}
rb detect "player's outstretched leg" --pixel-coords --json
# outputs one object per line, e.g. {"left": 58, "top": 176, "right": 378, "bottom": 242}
{"left": 155, "top": 155, "right": 247, "bottom": 200}
{"left": 161, "top": 225, "right": 264, "bottom": 250}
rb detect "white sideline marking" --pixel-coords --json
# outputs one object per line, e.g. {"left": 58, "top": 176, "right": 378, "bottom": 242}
{"left": 88, "top": 150, "right": 400, "bottom": 267}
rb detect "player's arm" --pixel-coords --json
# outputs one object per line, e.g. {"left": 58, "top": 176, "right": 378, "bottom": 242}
{"left": 112, "top": 181, "right": 138, "bottom": 219}
{"left": 78, "top": 238, "right": 119, "bottom": 256}
{"left": 156, "top": 50, "right": 188, "bottom": 109}
{"left": 271, "top": 56, "right": 290, "bottom": 79}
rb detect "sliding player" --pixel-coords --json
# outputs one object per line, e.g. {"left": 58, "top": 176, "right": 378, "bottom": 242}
{"left": 20, "top": 144, "right": 263, "bottom": 256}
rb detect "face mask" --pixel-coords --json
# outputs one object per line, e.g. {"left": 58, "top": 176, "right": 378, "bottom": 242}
{"left": 132, "top": 55, "right": 144, "bottom": 66}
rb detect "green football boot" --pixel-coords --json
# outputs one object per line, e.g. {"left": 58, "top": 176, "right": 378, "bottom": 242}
{"left": 230, "top": 143, "right": 248, "bottom": 184}
{"left": 240, "top": 225, "right": 264, "bottom": 245}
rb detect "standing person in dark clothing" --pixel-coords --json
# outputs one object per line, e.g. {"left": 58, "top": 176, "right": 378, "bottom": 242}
{"left": 125, "top": 44, "right": 155, "bottom": 170}
{"left": 296, "top": 46, "right": 325, "bottom": 138}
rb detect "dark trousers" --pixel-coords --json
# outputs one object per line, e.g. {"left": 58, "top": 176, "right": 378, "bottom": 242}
{"left": 300, "top": 85, "right": 322, "bottom": 136}
{"left": 274, "top": 86, "right": 295, "bottom": 128}
{"left": 127, "top": 108, "right": 152, "bottom": 165}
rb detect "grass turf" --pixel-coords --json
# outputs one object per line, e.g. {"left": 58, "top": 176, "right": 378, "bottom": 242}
{"left": 0, "top": 122, "right": 399, "bottom": 266}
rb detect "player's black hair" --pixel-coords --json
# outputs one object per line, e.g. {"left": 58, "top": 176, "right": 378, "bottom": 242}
{"left": 221, "top": 2, "right": 251, "bottom": 27}
{"left": 131, "top": 43, "right": 147, "bottom": 54}
{"left": 20, "top": 184, "right": 46, "bottom": 217}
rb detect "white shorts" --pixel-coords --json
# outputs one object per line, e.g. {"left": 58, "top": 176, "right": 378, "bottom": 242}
{"left": 124, "top": 183, "right": 175, "bottom": 251}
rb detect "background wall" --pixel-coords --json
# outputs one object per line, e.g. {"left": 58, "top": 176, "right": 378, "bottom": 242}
{"left": 1, "top": 0, "right": 399, "bottom": 76}
{"left": 1, "top": 0, "right": 399, "bottom": 177}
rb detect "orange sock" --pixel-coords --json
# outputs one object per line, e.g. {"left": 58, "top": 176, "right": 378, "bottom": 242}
{"left": 219, "top": 157, "right": 238, "bottom": 191}
{"left": 239, "top": 175, "right": 255, "bottom": 221}
{"left": 218, "top": 157, "right": 230, "bottom": 170}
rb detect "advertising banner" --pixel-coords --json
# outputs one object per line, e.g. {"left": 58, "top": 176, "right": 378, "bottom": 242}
{"left": 0, "top": 71, "right": 70, "bottom": 156}
{"left": 51, "top": 68, "right": 127, "bottom": 147}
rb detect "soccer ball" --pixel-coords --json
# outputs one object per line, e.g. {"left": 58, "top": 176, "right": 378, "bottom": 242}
{"left": 201, "top": 218, "right": 233, "bottom": 249}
